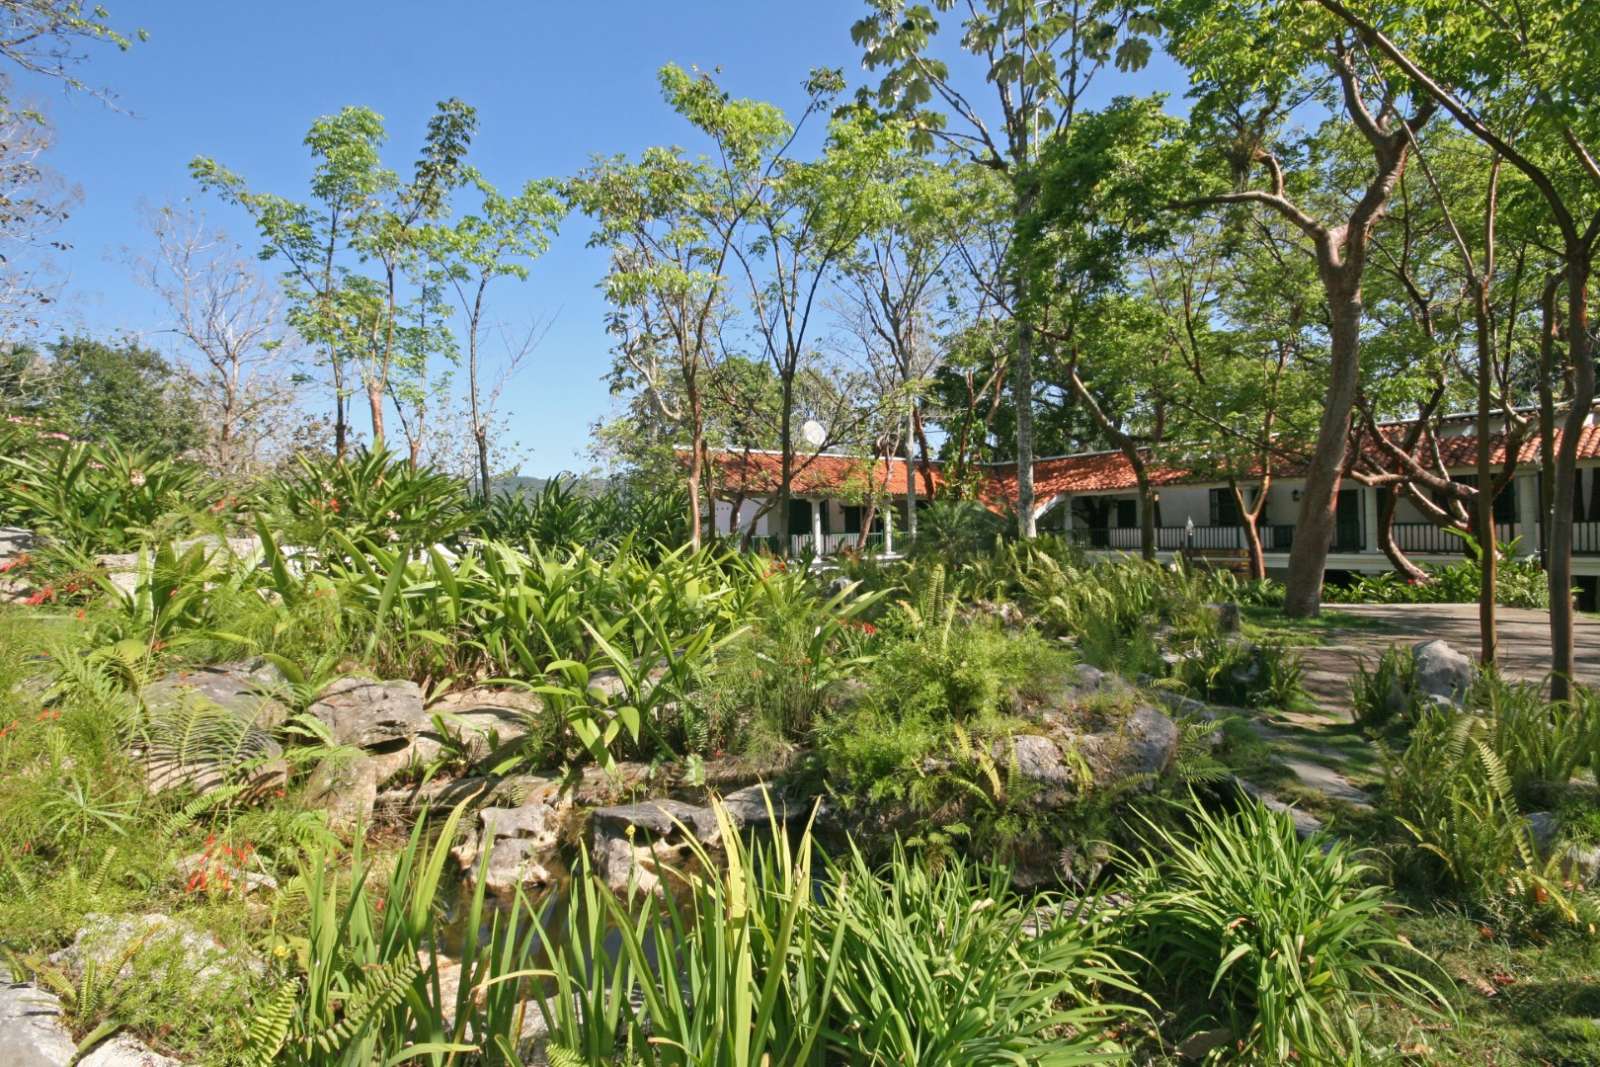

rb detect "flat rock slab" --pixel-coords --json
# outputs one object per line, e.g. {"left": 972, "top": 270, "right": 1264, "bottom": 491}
{"left": 0, "top": 970, "right": 76, "bottom": 1067}
{"left": 592, "top": 799, "right": 719, "bottom": 844}
{"left": 422, "top": 688, "right": 540, "bottom": 760}
{"left": 0, "top": 968, "right": 180, "bottom": 1067}
{"left": 142, "top": 661, "right": 289, "bottom": 732}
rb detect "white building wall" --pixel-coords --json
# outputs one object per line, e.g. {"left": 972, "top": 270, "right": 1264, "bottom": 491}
{"left": 713, "top": 499, "right": 773, "bottom": 537}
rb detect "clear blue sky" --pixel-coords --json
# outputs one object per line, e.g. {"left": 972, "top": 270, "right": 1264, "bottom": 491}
{"left": 24, "top": 1, "right": 1187, "bottom": 476}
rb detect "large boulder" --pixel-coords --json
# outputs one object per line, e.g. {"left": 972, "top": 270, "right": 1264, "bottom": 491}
{"left": 1060, "top": 705, "right": 1180, "bottom": 789}
{"left": 1412, "top": 639, "right": 1473, "bottom": 706}
{"left": 307, "top": 677, "right": 431, "bottom": 752}
{"left": 589, "top": 799, "right": 718, "bottom": 896}
{"left": 301, "top": 747, "right": 422, "bottom": 833}
{"left": 51, "top": 914, "right": 260, "bottom": 989}
{"left": 1000, "top": 734, "right": 1075, "bottom": 805}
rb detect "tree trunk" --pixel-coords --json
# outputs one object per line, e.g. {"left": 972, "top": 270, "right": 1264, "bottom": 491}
{"left": 1232, "top": 481, "right": 1266, "bottom": 580}
{"left": 1133, "top": 463, "right": 1157, "bottom": 562}
{"left": 1548, "top": 254, "right": 1593, "bottom": 702}
{"left": 1473, "top": 283, "right": 1497, "bottom": 666}
{"left": 913, "top": 404, "right": 937, "bottom": 498}
{"left": 777, "top": 375, "right": 794, "bottom": 557}
{"left": 366, "top": 381, "right": 385, "bottom": 451}
{"left": 1284, "top": 286, "right": 1363, "bottom": 617}
{"left": 476, "top": 428, "right": 492, "bottom": 505}
{"left": 1538, "top": 275, "right": 1559, "bottom": 569}
{"left": 1015, "top": 319, "right": 1036, "bottom": 537}
{"left": 1378, "top": 483, "right": 1429, "bottom": 581}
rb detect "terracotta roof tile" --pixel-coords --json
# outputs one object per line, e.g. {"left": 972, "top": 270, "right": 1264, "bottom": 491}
{"left": 698, "top": 420, "right": 1600, "bottom": 508}
{"left": 702, "top": 450, "right": 942, "bottom": 499}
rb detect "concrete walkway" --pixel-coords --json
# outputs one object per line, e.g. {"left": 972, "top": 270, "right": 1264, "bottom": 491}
{"left": 1294, "top": 603, "right": 1600, "bottom": 718}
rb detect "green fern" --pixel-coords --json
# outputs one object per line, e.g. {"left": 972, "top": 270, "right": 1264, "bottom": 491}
{"left": 242, "top": 979, "right": 300, "bottom": 1067}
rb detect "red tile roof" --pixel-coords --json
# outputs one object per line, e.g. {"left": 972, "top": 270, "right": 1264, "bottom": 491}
{"left": 698, "top": 420, "right": 1600, "bottom": 506}
{"left": 703, "top": 449, "right": 943, "bottom": 499}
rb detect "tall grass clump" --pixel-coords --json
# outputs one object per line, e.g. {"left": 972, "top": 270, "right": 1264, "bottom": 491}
{"left": 821, "top": 842, "right": 1139, "bottom": 1064}
{"left": 1123, "top": 798, "right": 1446, "bottom": 1064}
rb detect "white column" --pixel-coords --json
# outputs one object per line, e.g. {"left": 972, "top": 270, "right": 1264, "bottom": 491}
{"left": 811, "top": 500, "right": 824, "bottom": 556}
{"left": 1062, "top": 496, "right": 1074, "bottom": 534}
{"left": 1515, "top": 472, "right": 1540, "bottom": 556}
{"left": 1361, "top": 486, "right": 1379, "bottom": 553}
{"left": 884, "top": 502, "right": 894, "bottom": 555}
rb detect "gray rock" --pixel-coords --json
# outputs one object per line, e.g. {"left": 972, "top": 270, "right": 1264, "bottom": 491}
{"left": 78, "top": 1035, "right": 184, "bottom": 1067}
{"left": 1068, "top": 705, "right": 1179, "bottom": 787}
{"left": 590, "top": 798, "right": 720, "bottom": 895}
{"left": 137, "top": 661, "right": 289, "bottom": 799}
{"left": 1564, "top": 844, "right": 1600, "bottom": 887}
{"left": 373, "top": 773, "right": 562, "bottom": 821}
{"left": 1412, "top": 639, "right": 1473, "bottom": 706}
{"left": 1002, "top": 735, "right": 1074, "bottom": 803}
{"left": 719, "top": 783, "right": 810, "bottom": 829}
{"left": 1209, "top": 602, "right": 1241, "bottom": 634}
{"left": 0, "top": 525, "right": 36, "bottom": 562}
{"left": 143, "top": 661, "right": 289, "bottom": 733}
{"left": 302, "top": 750, "right": 418, "bottom": 834}
{"left": 591, "top": 799, "right": 718, "bottom": 844}
{"left": 454, "top": 792, "right": 567, "bottom": 898}
{"left": 308, "top": 677, "right": 430, "bottom": 751}
{"left": 421, "top": 687, "right": 539, "bottom": 762}
{"left": 1072, "top": 665, "right": 1106, "bottom": 691}
{"left": 0, "top": 969, "right": 76, "bottom": 1067}
{"left": 51, "top": 914, "right": 258, "bottom": 988}
{"left": 1527, "top": 811, "right": 1561, "bottom": 853}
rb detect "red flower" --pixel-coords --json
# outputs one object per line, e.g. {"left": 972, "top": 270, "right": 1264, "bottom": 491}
{"left": 0, "top": 553, "right": 29, "bottom": 574}
{"left": 22, "top": 585, "right": 54, "bottom": 606}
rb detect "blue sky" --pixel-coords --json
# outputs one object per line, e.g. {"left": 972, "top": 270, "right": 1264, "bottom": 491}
{"left": 24, "top": 1, "right": 1188, "bottom": 476}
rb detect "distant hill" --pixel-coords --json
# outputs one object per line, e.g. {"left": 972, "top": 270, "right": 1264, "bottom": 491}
{"left": 489, "top": 473, "right": 613, "bottom": 499}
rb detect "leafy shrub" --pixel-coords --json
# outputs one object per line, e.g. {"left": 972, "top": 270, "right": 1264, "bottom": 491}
{"left": 1124, "top": 798, "right": 1446, "bottom": 1064}
{"left": 1470, "top": 671, "right": 1591, "bottom": 806}
{"left": 908, "top": 498, "right": 1004, "bottom": 562}
{"left": 477, "top": 475, "right": 688, "bottom": 555}
{"left": 820, "top": 842, "right": 1139, "bottom": 1064}
{"left": 1326, "top": 554, "right": 1549, "bottom": 609}
{"left": 0, "top": 438, "right": 208, "bottom": 554}
{"left": 1173, "top": 636, "right": 1306, "bottom": 709}
{"left": 695, "top": 570, "right": 881, "bottom": 753}
{"left": 1382, "top": 705, "right": 1577, "bottom": 927}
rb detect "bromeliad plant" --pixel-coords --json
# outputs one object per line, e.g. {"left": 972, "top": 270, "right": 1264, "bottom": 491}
{"left": 266, "top": 448, "right": 472, "bottom": 557}
{"left": 0, "top": 439, "right": 208, "bottom": 555}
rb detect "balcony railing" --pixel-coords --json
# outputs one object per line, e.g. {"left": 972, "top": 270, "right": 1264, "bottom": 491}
{"left": 1390, "top": 521, "right": 1517, "bottom": 554}
{"left": 786, "top": 531, "right": 887, "bottom": 557}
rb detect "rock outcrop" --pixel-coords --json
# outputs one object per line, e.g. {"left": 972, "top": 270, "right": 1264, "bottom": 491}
{"left": 1412, "top": 638, "right": 1473, "bottom": 706}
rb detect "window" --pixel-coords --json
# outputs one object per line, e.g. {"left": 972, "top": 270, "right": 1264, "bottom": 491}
{"left": 842, "top": 505, "right": 861, "bottom": 535}
{"left": 1115, "top": 499, "right": 1137, "bottom": 528}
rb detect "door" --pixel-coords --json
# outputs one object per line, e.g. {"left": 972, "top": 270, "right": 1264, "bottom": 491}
{"left": 1334, "top": 488, "right": 1363, "bottom": 552}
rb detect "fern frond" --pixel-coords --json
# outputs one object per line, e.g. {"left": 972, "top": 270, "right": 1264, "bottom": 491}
{"left": 243, "top": 979, "right": 300, "bottom": 1067}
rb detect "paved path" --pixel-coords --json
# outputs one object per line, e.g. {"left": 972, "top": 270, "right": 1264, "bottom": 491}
{"left": 1239, "top": 604, "right": 1600, "bottom": 818}
{"left": 1294, "top": 603, "right": 1600, "bottom": 719}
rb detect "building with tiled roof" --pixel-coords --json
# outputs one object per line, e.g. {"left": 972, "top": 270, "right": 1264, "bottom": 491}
{"left": 697, "top": 408, "right": 1600, "bottom": 589}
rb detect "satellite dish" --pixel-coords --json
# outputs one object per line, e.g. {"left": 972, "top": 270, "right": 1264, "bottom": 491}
{"left": 801, "top": 420, "right": 826, "bottom": 448}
